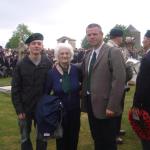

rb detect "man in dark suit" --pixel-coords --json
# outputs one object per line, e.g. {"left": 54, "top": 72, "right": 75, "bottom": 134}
{"left": 81, "top": 23, "right": 126, "bottom": 150}
{"left": 133, "top": 30, "right": 150, "bottom": 150}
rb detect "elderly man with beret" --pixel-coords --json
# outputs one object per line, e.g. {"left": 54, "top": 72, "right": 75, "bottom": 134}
{"left": 11, "top": 33, "right": 52, "bottom": 150}
{"left": 107, "top": 28, "right": 123, "bottom": 47}
{"left": 107, "top": 28, "right": 128, "bottom": 144}
{"left": 107, "top": 28, "right": 130, "bottom": 61}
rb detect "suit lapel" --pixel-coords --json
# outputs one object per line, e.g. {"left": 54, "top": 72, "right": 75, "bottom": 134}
{"left": 85, "top": 50, "right": 92, "bottom": 74}
{"left": 93, "top": 43, "right": 107, "bottom": 69}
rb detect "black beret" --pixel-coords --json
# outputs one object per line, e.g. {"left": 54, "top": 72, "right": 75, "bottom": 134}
{"left": 110, "top": 28, "right": 123, "bottom": 38}
{"left": 25, "top": 33, "right": 44, "bottom": 44}
{"left": 145, "top": 30, "right": 150, "bottom": 38}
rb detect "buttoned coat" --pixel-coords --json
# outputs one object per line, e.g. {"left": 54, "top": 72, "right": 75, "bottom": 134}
{"left": 133, "top": 51, "right": 150, "bottom": 113}
{"left": 81, "top": 43, "right": 126, "bottom": 119}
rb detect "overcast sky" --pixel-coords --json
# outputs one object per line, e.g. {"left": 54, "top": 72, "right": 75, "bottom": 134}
{"left": 0, "top": 0, "right": 150, "bottom": 48}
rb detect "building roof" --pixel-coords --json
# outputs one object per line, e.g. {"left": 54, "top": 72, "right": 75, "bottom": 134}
{"left": 127, "top": 25, "right": 140, "bottom": 33}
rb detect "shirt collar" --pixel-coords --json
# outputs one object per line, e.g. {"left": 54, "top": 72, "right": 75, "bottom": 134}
{"left": 56, "top": 64, "right": 71, "bottom": 75}
{"left": 107, "top": 40, "right": 119, "bottom": 47}
{"left": 92, "top": 42, "right": 104, "bottom": 58}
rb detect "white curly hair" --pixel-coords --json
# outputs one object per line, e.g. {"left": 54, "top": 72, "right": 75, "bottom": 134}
{"left": 54, "top": 42, "right": 74, "bottom": 61}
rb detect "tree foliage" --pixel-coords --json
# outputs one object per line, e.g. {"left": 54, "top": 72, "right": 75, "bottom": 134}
{"left": 81, "top": 36, "right": 91, "bottom": 49}
{"left": 5, "top": 24, "right": 32, "bottom": 48}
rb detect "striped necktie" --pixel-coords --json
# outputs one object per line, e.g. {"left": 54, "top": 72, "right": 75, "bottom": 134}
{"left": 89, "top": 51, "right": 96, "bottom": 74}
{"left": 87, "top": 51, "right": 96, "bottom": 92}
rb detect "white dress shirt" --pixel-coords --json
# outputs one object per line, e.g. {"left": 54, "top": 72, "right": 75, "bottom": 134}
{"left": 88, "top": 42, "right": 104, "bottom": 72}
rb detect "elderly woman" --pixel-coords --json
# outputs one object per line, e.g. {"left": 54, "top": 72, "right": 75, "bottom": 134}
{"left": 44, "top": 43, "right": 81, "bottom": 150}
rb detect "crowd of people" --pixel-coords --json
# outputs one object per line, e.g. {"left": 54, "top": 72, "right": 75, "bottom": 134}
{"left": 2, "top": 23, "right": 149, "bottom": 150}
{"left": 0, "top": 47, "right": 18, "bottom": 77}
{"left": 0, "top": 46, "right": 86, "bottom": 78}
{"left": 0, "top": 29, "right": 143, "bottom": 79}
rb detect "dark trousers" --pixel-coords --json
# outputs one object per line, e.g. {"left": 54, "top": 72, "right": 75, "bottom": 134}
{"left": 116, "top": 115, "right": 122, "bottom": 136}
{"left": 18, "top": 116, "right": 47, "bottom": 150}
{"left": 86, "top": 95, "right": 118, "bottom": 150}
{"left": 56, "top": 109, "right": 80, "bottom": 150}
{"left": 116, "top": 90, "right": 126, "bottom": 136}
{"left": 141, "top": 140, "right": 150, "bottom": 150}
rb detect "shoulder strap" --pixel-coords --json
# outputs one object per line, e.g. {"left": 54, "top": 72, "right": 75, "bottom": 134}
{"left": 108, "top": 47, "right": 113, "bottom": 73}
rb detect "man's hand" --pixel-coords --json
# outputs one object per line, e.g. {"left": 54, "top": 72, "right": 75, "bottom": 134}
{"left": 18, "top": 113, "right": 26, "bottom": 120}
{"left": 106, "top": 109, "right": 115, "bottom": 117}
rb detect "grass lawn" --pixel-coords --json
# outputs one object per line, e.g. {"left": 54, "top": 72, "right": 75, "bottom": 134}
{"left": 0, "top": 77, "right": 11, "bottom": 86}
{"left": 0, "top": 78, "right": 142, "bottom": 150}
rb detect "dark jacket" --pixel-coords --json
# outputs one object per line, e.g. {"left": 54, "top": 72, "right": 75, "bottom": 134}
{"left": 44, "top": 64, "right": 82, "bottom": 111}
{"left": 36, "top": 95, "right": 63, "bottom": 136}
{"left": 11, "top": 54, "right": 52, "bottom": 115}
{"left": 133, "top": 51, "right": 150, "bottom": 113}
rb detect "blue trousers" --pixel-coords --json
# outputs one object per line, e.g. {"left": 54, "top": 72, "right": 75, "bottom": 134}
{"left": 18, "top": 116, "right": 47, "bottom": 150}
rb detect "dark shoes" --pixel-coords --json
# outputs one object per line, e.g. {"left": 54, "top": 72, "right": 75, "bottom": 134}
{"left": 119, "top": 129, "right": 126, "bottom": 136}
{"left": 116, "top": 130, "right": 126, "bottom": 144}
{"left": 116, "top": 137, "right": 123, "bottom": 144}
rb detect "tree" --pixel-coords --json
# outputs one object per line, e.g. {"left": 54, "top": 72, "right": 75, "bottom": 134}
{"left": 5, "top": 24, "right": 32, "bottom": 48}
{"left": 81, "top": 36, "right": 91, "bottom": 49}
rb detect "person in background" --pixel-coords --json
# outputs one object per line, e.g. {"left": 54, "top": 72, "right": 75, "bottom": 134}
{"left": 125, "top": 37, "right": 138, "bottom": 59}
{"left": 81, "top": 23, "right": 126, "bottom": 150}
{"left": 11, "top": 33, "right": 52, "bottom": 150}
{"left": 107, "top": 28, "right": 127, "bottom": 144}
{"left": 133, "top": 30, "right": 150, "bottom": 150}
{"left": 44, "top": 42, "right": 81, "bottom": 150}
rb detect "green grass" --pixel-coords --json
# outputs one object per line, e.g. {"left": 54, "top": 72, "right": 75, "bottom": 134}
{"left": 117, "top": 87, "right": 142, "bottom": 150}
{"left": 0, "top": 78, "right": 142, "bottom": 149}
{"left": 0, "top": 77, "right": 11, "bottom": 86}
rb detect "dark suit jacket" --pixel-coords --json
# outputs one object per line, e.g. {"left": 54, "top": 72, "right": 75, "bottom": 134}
{"left": 133, "top": 51, "right": 150, "bottom": 113}
{"left": 82, "top": 43, "right": 126, "bottom": 119}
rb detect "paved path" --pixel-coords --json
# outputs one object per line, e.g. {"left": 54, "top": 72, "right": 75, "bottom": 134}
{"left": 0, "top": 86, "right": 11, "bottom": 94}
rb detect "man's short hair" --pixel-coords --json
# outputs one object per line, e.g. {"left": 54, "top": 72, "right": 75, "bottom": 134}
{"left": 25, "top": 33, "right": 44, "bottom": 44}
{"left": 86, "top": 23, "right": 102, "bottom": 31}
